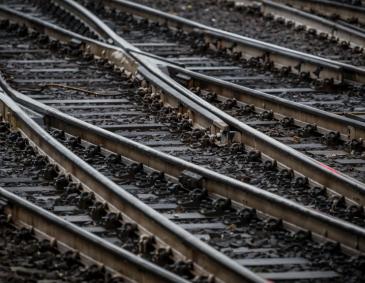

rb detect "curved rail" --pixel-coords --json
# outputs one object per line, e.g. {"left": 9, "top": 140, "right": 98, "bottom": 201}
{"left": 96, "top": 0, "right": 365, "bottom": 83}
{"left": 0, "top": 5, "right": 229, "bottom": 138}
{"left": 12, "top": 0, "right": 365, "bottom": 205}
{"left": 273, "top": 0, "right": 365, "bottom": 25}
{"left": 1, "top": 0, "right": 365, "bottom": 253}
{"left": 2, "top": 74, "right": 365, "bottom": 255}
{"left": 1, "top": 2, "right": 365, "bottom": 281}
{"left": 167, "top": 64, "right": 365, "bottom": 140}
{"left": 0, "top": 91, "right": 190, "bottom": 283}
{"left": 26, "top": 0, "right": 365, "bottom": 82}
{"left": 259, "top": 0, "right": 365, "bottom": 48}
{"left": 0, "top": 85, "right": 265, "bottom": 283}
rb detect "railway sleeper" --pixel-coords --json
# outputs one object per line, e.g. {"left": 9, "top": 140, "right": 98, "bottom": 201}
{"left": 0, "top": 208, "right": 133, "bottom": 283}
{"left": 41, "top": 124, "right": 365, "bottom": 282}
{"left": 0, "top": 109, "right": 221, "bottom": 282}
{"left": 0, "top": 2, "right": 364, "bottom": 268}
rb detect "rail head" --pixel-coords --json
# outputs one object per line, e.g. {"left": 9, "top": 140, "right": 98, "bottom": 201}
{"left": 0, "top": 187, "right": 188, "bottom": 283}
{"left": 259, "top": 0, "right": 365, "bottom": 49}
{"left": 125, "top": 51, "right": 365, "bottom": 207}
{"left": 1, "top": 74, "right": 365, "bottom": 255}
{"left": 0, "top": 6, "right": 229, "bottom": 136}
{"left": 167, "top": 64, "right": 365, "bottom": 140}
{"left": 50, "top": 0, "right": 136, "bottom": 50}
{"left": 1, "top": 0, "right": 365, "bottom": 259}
{"left": 0, "top": 81, "right": 264, "bottom": 283}
{"left": 100, "top": 0, "right": 365, "bottom": 83}
{"left": 0, "top": 91, "right": 192, "bottom": 283}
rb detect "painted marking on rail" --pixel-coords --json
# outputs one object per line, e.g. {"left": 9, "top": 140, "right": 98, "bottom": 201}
{"left": 318, "top": 163, "right": 339, "bottom": 174}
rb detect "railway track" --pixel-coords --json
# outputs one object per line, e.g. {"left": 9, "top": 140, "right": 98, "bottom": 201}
{"left": 119, "top": 0, "right": 365, "bottom": 64}
{"left": 69, "top": 0, "right": 365, "bottom": 204}
{"left": 1, "top": 0, "right": 365, "bottom": 207}
{"left": 1, "top": 64, "right": 365, "bottom": 282}
{"left": 65, "top": 0, "right": 365, "bottom": 126}
{"left": 0, "top": 92, "right": 195, "bottom": 283}
{"left": 0, "top": 0, "right": 365, "bottom": 282}
{"left": 0, "top": 7, "right": 365, "bottom": 223}
{"left": 233, "top": 0, "right": 365, "bottom": 49}
{"left": 0, "top": 208, "right": 127, "bottom": 283}
{"left": 271, "top": 0, "right": 365, "bottom": 27}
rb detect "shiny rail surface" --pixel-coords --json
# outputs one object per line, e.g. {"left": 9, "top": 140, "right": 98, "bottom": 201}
{"left": 271, "top": 0, "right": 365, "bottom": 26}
{"left": 0, "top": 1, "right": 364, "bottom": 225}
{"left": 0, "top": 91, "right": 196, "bottom": 283}
{"left": 3, "top": 61, "right": 365, "bottom": 282}
{"left": 0, "top": 0, "right": 365, "bottom": 282}
{"left": 5, "top": 0, "right": 365, "bottom": 209}
{"left": 240, "top": 0, "right": 365, "bottom": 49}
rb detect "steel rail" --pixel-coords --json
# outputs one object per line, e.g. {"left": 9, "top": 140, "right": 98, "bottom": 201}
{"left": 44, "top": 0, "right": 134, "bottom": 48}
{"left": 1, "top": 1, "right": 365, "bottom": 216}
{"left": 2, "top": 0, "right": 365, "bottom": 253}
{"left": 0, "top": 5, "right": 229, "bottom": 138}
{"left": 0, "top": 91, "right": 190, "bottom": 283}
{"left": 0, "top": 191, "right": 185, "bottom": 283}
{"left": 37, "top": 0, "right": 184, "bottom": 67}
{"left": 2, "top": 77, "right": 365, "bottom": 255}
{"left": 259, "top": 0, "right": 365, "bottom": 48}
{"left": 144, "top": 58, "right": 365, "bottom": 206}
{"left": 18, "top": 0, "right": 365, "bottom": 205}
{"left": 18, "top": 0, "right": 365, "bottom": 136}
{"left": 0, "top": 86, "right": 264, "bottom": 283}
{"left": 168, "top": 64, "right": 365, "bottom": 140}
{"left": 272, "top": 0, "right": 365, "bottom": 26}
{"left": 97, "top": 0, "right": 365, "bottom": 83}
{"left": 29, "top": 0, "right": 349, "bottom": 81}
